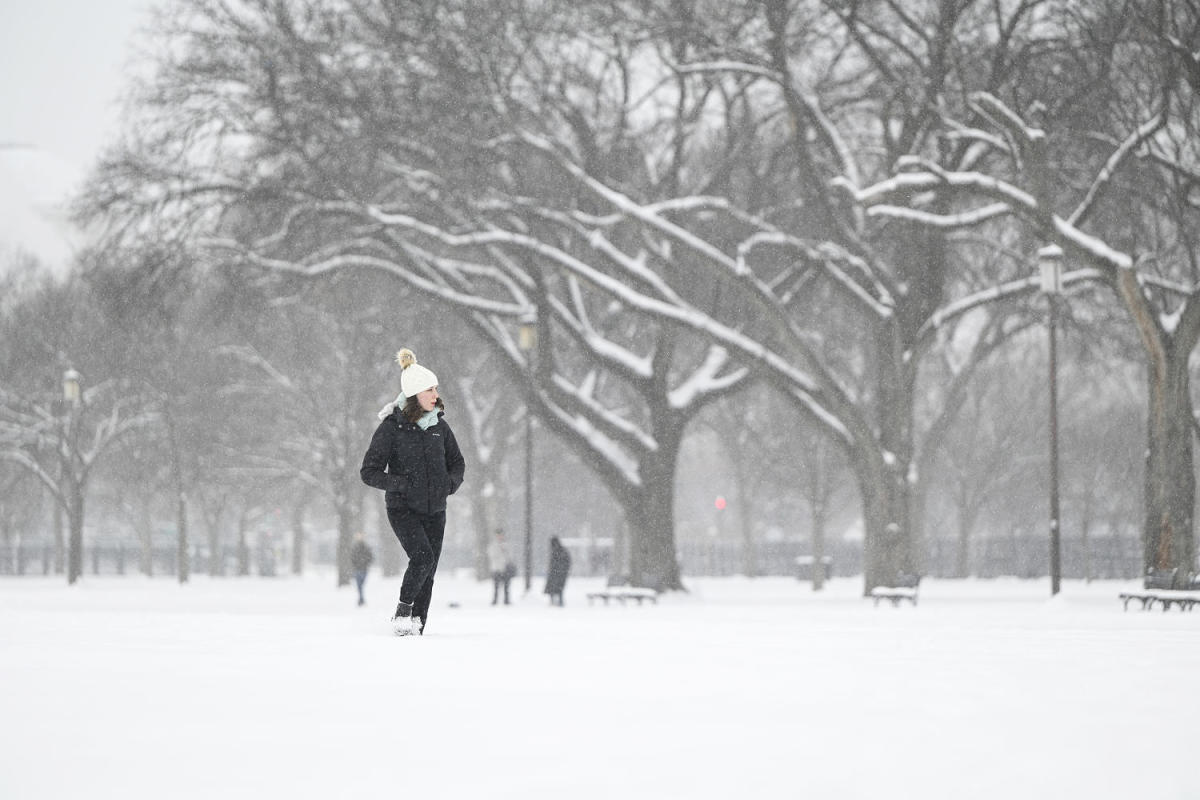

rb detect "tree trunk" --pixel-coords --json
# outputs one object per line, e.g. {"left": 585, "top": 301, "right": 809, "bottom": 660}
{"left": 954, "top": 495, "right": 975, "bottom": 579}
{"left": 625, "top": 426, "right": 684, "bottom": 591}
{"left": 810, "top": 498, "right": 827, "bottom": 592}
{"left": 729, "top": 441, "right": 757, "bottom": 577}
{"left": 137, "top": 502, "right": 154, "bottom": 577}
{"left": 470, "top": 469, "right": 501, "bottom": 580}
{"left": 236, "top": 508, "right": 251, "bottom": 576}
{"left": 858, "top": 459, "right": 915, "bottom": 593}
{"left": 290, "top": 501, "right": 306, "bottom": 576}
{"left": 163, "top": 411, "right": 190, "bottom": 583}
{"left": 207, "top": 509, "right": 224, "bottom": 577}
{"left": 1079, "top": 483, "right": 1094, "bottom": 583}
{"left": 1143, "top": 349, "right": 1196, "bottom": 583}
{"left": 66, "top": 487, "right": 84, "bottom": 585}
{"left": 860, "top": 303, "right": 921, "bottom": 592}
{"left": 53, "top": 495, "right": 64, "bottom": 575}
{"left": 176, "top": 490, "right": 190, "bottom": 583}
{"left": 1, "top": 519, "right": 11, "bottom": 574}
{"left": 333, "top": 484, "right": 359, "bottom": 587}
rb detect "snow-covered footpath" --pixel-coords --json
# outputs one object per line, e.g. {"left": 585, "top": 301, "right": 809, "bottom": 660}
{"left": 1, "top": 573, "right": 1196, "bottom": 800}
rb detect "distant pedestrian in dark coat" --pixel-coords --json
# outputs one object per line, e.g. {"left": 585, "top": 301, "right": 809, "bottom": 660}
{"left": 544, "top": 536, "right": 571, "bottom": 606}
{"left": 361, "top": 348, "right": 465, "bottom": 636}
{"left": 350, "top": 532, "right": 374, "bottom": 607}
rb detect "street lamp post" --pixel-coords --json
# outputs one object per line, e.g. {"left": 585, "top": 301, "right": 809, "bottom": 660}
{"left": 1037, "top": 245, "right": 1063, "bottom": 596}
{"left": 518, "top": 315, "right": 537, "bottom": 592}
{"left": 61, "top": 368, "right": 83, "bottom": 584}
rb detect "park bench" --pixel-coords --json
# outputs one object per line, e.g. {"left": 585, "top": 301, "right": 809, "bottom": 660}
{"left": 586, "top": 587, "right": 659, "bottom": 605}
{"left": 1118, "top": 569, "right": 1200, "bottom": 611}
{"left": 869, "top": 573, "right": 921, "bottom": 607}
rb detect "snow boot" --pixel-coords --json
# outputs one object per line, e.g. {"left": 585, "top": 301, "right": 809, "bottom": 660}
{"left": 391, "top": 600, "right": 416, "bottom": 636}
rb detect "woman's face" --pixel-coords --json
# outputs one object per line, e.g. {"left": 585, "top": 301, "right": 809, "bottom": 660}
{"left": 416, "top": 386, "right": 439, "bottom": 412}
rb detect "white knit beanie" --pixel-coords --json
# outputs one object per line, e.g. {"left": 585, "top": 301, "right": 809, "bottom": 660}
{"left": 397, "top": 348, "right": 438, "bottom": 398}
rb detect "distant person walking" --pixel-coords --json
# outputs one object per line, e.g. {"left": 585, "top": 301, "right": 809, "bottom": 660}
{"left": 361, "top": 348, "right": 465, "bottom": 636}
{"left": 487, "top": 530, "right": 515, "bottom": 605}
{"left": 544, "top": 536, "right": 571, "bottom": 607}
{"left": 350, "top": 533, "right": 374, "bottom": 607}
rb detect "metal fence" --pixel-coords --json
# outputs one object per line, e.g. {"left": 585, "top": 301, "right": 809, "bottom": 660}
{"left": 0, "top": 532, "right": 1146, "bottom": 580}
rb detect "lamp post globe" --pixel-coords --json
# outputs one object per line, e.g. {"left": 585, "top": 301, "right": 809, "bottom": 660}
{"left": 62, "top": 368, "right": 81, "bottom": 404}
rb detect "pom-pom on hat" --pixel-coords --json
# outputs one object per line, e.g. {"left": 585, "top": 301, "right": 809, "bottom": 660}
{"left": 397, "top": 348, "right": 439, "bottom": 398}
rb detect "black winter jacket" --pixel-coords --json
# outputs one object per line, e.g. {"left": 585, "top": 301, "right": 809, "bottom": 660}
{"left": 360, "top": 409, "right": 465, "bottom": 515}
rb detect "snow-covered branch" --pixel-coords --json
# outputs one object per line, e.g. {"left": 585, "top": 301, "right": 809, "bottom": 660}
{"left": 667, "top": 346, "right": 747, "bottom": 410}
{"left": 843, "top": 170, "right": 1135, "bottom": 273}
{"left": 736, "top": 231, "right": 895, "bottom": 318}
{"left": 967, "top": 92, "right": 1045, "bottom": 147}
{"left": 838, "top": 170, "right": 1039, "bottom": 211}
{"left": 914, "top": 267, "right": 1105, "bottom": 348}
{"left": 672, "top": 60, "right": 863, "bottom": 191}
{"left": 549, "top": 372, "right": 658, "bottom": 455}
{"left": 204, "top": 241, "right": 529, "bottom": 317}
{"left": 517, "top": 131, "right": 740, "bottom": 274}
{"left": 546, "top": 294, "right": 654, "bottom": 382}
{"left": 863, "top": 202, "right": 1012, "bottom": 229}
{"left": 1068, "top": 107, "right": 1168, "bottom": 228}
{"left": 0, "top": 449, "right": 63, "bottom": 505}
{"left": 541, "top": 399, "right": 640, "bottom": 487}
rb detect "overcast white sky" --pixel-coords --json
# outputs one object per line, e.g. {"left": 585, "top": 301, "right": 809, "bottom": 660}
{"left": 0, "top": 0, "right": 155, "bottom": 173}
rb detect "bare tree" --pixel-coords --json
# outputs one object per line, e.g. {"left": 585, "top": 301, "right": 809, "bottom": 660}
{"left": 85, "top": 0, "right": 1123, "bottom": 593}
{"left": 0, "top": 377, "right": 156, "bottom": 584}
{"left": 844, "top": 0, "right": 1200, "bottom": 580}
{"left": 214, "top": 274, "right": 399, "bottom": 586}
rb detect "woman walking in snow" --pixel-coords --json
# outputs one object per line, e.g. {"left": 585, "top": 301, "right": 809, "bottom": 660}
{"left": 360, "top": 348, "right": 465, "bottom": 636}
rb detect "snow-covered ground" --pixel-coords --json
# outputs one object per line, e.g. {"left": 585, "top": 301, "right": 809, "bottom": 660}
{"left": 2, "top": 572, "right": 1196, "bottom": 799}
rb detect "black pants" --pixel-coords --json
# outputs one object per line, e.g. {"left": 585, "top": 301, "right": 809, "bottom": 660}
{"left": 492, "top": 572, "right": 511, "bottom": 604}
{"left": 387, "top": 507, "right": 447, "bottom": 629}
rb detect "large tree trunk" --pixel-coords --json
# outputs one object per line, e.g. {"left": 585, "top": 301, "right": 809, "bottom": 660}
{"left": 859, "top": 470, "right": 915, "bottom": 593}
{"left": 625, "top": 425, "right": 684, "bottom": 591}
{"left": 1116, "top": 266, "right": 1199, "bottom": 586}
{"left": 862, "top": 317, "right": 920, "bottom": 592}
{"left": 1143, "top": 349, "right": 1196, "bottom": 583}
